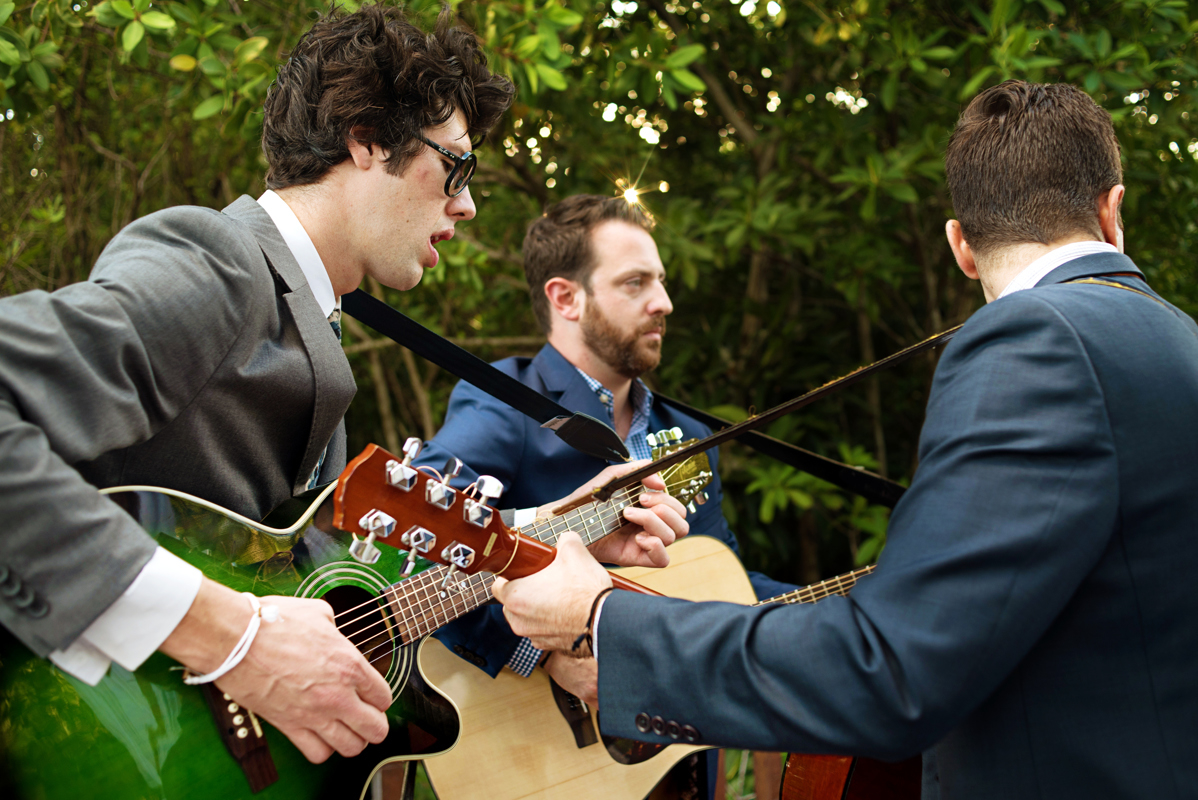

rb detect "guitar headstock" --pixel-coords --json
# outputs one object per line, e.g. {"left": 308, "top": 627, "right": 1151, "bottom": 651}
{"left": 649, "top": 428, "right": 713, "bottom": 512}
{"left": 333, "top": 441, "right": 551, "bottom": 593}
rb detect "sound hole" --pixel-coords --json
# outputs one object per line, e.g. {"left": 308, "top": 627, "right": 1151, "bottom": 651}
{"left": 321, "top": 584, "right": 394, "bottom": 678}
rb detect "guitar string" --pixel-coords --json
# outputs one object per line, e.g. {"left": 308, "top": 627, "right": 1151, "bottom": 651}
{"left": 328, "top": 465, "right": 696, "bottom": 639}
{"left": 334, "top": 475, "right": 698, "bottom": 651}
{"left": 330, "top": 487, "right": 637, "bottom": 639}
{"left": 337, "top": 488, "right": 651, "bottom": 651}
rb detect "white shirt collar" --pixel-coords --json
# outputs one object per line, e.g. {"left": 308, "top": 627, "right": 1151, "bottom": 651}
{"left": 997, "top": 240, "right": 1119, "bottom": 300}
{"left": 256, "top": 190, "right": 338, "bottom": 318}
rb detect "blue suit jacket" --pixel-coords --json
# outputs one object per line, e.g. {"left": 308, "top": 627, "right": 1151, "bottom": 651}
{"left": 595, "top": 254, "right": 1198, "bottom": 799}
{"left": 418, "top": 344, "right": 794, "bottom": 676}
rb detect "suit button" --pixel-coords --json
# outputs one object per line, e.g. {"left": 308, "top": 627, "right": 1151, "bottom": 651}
{"left": 665, "top": 721, "right": 681, "bottom": 739}
{"left": 650, "top": 716, "right": 666, "bottom": 736}
{"left": 452, "top": 645, "right": 486, "bottom": 668}
{"left": 681, "top": 725, "right": 700, "bottom": 743}
{"left": 635, "top": 713, "right": 651, "bottom": 733}
{"left": 0, "top": 570, "right": 21, "bottom": 597}
{"left": 11, "top": 585, "right": 36, "bottom": 608}
{"left": 26, "top": 598, "right": 49, "bottom": 618}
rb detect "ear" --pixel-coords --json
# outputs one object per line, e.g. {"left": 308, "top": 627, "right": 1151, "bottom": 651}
{"left": 946, "top": 219, "right": 979, "bottom": 281}
{"left": 544, "top": 277, "right": 584, "bottom": 324}
{"left": 1098, "top": 184, "right": 1125, "bottom": 253}
{"left": 346, "top": 126, "right": 376, "bottom": 171}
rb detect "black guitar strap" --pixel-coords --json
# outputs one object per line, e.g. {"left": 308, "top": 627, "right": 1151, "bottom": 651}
{"left": 655, "top": 393, "right": 907, "bottom": 508}
{"left": 342, "top": 290, "right": 630, "bottom": 463}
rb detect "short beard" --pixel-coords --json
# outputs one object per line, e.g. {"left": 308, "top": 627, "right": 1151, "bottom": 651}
{"left": 580, "top": 301, "right": 665, "bottom": 379}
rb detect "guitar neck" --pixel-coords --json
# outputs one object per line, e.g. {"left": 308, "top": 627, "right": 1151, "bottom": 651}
{"left": 380, "top": 485, "right": 644, "bottom": 642}
{"left": 755, "top": 565, "right": 877, "bottom": 607}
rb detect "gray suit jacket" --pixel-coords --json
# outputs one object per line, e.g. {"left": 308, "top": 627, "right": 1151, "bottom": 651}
{"left": 596, "top": 254, "right": 1198, "bottom": 799}
{"left": 0, "top": 196, "right": 355, "bottom": 656}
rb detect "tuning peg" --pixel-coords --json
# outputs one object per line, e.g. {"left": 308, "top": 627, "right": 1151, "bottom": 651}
{"left": 399, "top": 525, "right": 437, "bottom": 578}
{"left": 443, "top": 457, "right": 464, "bottom": 481}
{"left": 349, "top": 509, "right": 395, "bottom": 565}
{"left": 645, "top": 432, "right": 659, "bottom": 447}
{"left": 695, "top": 491, "right": 708, "bottom": 505}
{"left": 670, "top": 427, "right": 684, "bottom": 442}
{"left": 476, "top": 475, "right": 503, "bottom": 502}
{"left": 386, "top": 458, "right": 417, "bottom": 492}
{"left": 402, "top": 437, "right": 423, "bottom": 464}
{"left": 687, "top": 501, "right": 697, "bottom": 514}
{"left": 437, "top": 542, "right": 476, "bottom": 597}
{"left": 349, "top": 532, "right": 381, "bottom": 564}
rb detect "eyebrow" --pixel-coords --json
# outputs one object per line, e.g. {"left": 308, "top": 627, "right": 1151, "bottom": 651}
{"left": 612, "top": 267, "right": 666, "bottom": 282}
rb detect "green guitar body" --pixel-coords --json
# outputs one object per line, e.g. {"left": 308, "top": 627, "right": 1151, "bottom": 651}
{"left": 0, "top": 484, "right": 460, "bottom": 800}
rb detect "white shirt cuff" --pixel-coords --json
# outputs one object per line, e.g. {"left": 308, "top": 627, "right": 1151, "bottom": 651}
{"left": 49, "top": 547, "right": 203, "bottom": 685}
{"left": 591, "top": 596, "right": 605, "bottom": 662}
{"left": 514, "top": 506, "right": 539, "bottom": 528}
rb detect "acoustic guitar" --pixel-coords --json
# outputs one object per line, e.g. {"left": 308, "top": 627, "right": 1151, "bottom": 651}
{"left": 419, "top": 537, "right": 881, "bottom": 800}
{"left": 0, "top": 437, "right": 711, "bottom": 800}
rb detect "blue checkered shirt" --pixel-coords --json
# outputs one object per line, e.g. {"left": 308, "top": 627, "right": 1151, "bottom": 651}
{"left": 505, "top": 370, "right": 655, "bottom": 675}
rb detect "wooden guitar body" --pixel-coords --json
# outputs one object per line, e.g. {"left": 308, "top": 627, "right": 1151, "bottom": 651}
{"left": 0, "top": 484, "right": 459, "bottom": 800}
{"left": 780, "top": 753, "right": 921, "bottom": 800}
{"left": 419, "top": 535, "right": 757, "bottom": 800}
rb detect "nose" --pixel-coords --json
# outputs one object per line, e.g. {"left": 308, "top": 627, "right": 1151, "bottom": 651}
{"left": 648, "top": 279, "right": 673, "bottom": 317}
{"left": 449, "top": 185, "right": 477, "bottom": 221}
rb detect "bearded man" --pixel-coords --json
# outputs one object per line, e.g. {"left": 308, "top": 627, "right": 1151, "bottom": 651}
{"left": 413, "top": 194, "right": 794, "bottom": 799}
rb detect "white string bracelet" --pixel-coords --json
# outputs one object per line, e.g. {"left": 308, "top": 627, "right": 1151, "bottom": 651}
{"left": 183, "top": 593, "right": 281, "bottom": 686}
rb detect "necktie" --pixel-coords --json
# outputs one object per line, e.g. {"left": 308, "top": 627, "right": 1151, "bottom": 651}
{"left": 306, "top": 306, "right": 343, "bottom": 489}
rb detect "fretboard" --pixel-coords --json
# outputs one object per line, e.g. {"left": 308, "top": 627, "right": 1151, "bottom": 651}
{"left": 380, "top": 484, "right": 644, "bottom": 643}
{"left": 754, "top": 565, "right": 876, "bottom": 607}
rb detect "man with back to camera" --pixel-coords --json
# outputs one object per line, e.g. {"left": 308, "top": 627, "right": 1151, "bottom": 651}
{"left": 0, "top": 4, "right": 685, "bottom": 777}
{"left": 414, "top": 194, "right": 797, "bottom": 798}
{"left": 492, "top": 81, "right": 1198, "bottom": 798}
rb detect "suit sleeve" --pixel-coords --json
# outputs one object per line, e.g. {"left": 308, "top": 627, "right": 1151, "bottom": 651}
{"left": 416, "top": 378, "right": 531, "bottom": 676}
{"left": 596, "top": 295, "right": 1119, "bottom": 756}
{"left": 0, "top": 208, "right": 264, "bottom": 656}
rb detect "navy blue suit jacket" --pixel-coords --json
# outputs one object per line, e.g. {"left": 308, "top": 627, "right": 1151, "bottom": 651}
{"left": 418, "top": 343, "right": 794, "bottom": 676}
{"left": 596, "top": 254, "right": 1198, "bottom": 799}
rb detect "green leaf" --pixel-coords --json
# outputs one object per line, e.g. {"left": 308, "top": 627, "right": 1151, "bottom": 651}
{"left": 543, "top": 4, "right": 583, "bottom": 27}
{"left": 111, "top": 0, "right": 135, "bottom": 20}
{"left": 0, "top": 4, "right": 14, "bottom": 26}
{"left": 234, "top": 36, "right": 269, "bottom": 65}
{"left": 139, "top": 11, "right": 175, "bottom": 31}
{"left": 661, "top": 81, "right": 677, "bottom": 110}
{"left": 883, "top": 182, "right": 918, "bottom": 203}
{"left": 536, "top": 63, "right": 567, "bottom": 91}
{"left": 959, "top": 65, "right": 995, "bottom": 99}
{"left": 1037, "top": 0, "right": 1065, "bottom": 13}
{"left": 540, "top": 27, "right": 560, "bottom": 60}
{"left": 170, "top": 54, "right": 197, "bottom": 71}
{"left": 664, "top": 43, "right": 705, "bottom": 69}
{"left": 524, "top": 61, "right": 539, "bottom": 92}
{"left": 198, "top": 56, "right": 225, "bottom": 76}
{"left": 1084, "top": 70, "right": 1101, "bottom": 93}
{"left": 0, "top": 27, "right": 30, "bottom": 61}
{"left": 132, "top": 0, "right": 150, "bottom": 12}
{"left": 881, "top": 70, "right": 899, "bottom": 111}
{"left": 26, "top": 58, "right": 47, "bottom": 90}
{"left": 1095, "top": 28, "right": 1111, "bottom": 59}
{"left": 922, "top": 46, "right": 954, "bottom": 60}
{"left": 122, "top": 20, "right": 145, "bottom": 52}
{"left": 0, "top": 38, "right": 20, "bottom": 67}
{"left": 670, "top": 68, "right": 706, "bottom": 93}
{"left": 192, "top": 93, "right": 224, "bottom": 119}
{"left": 514, "top": 34, "right": 541, "bottom": 59}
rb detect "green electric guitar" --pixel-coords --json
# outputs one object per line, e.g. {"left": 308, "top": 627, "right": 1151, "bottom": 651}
{"left": 0, "top": 433, "right": 711, "bottom": 800}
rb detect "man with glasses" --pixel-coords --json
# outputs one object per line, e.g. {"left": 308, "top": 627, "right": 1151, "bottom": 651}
{"left": 0, "top": 4, "right": 517, "bottom": 766}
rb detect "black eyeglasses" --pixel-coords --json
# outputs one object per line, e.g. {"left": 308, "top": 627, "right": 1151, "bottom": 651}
{"left": 419, "top": 135, "right": 477, "bottom": 197}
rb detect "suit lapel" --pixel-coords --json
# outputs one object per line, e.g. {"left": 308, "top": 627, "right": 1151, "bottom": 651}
{"left": 222, "top": 196, "right": 356, "bottom": 494}
{"left": 532, "top": 344, "right": 614, "bottom": 424}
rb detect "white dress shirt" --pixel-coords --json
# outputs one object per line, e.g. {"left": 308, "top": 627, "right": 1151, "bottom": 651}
{"left": 997, "top": 240, "right": 1118, "bottom": 300}
{"left": 48, "top": 191, "right": 335, "bottom": 685}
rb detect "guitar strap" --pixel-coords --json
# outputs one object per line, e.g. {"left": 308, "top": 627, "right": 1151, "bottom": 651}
{"left": 342, "top": 290, "right": 630, "bottom": 463}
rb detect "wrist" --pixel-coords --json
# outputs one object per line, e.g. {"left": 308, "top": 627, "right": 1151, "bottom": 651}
{"left": 159, "top": 579, "right": 254, "bottom": 673}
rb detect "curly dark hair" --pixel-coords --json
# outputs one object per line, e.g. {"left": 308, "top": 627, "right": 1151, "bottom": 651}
{"left": 262, "top": 3, "right": 514, "bottom": 189}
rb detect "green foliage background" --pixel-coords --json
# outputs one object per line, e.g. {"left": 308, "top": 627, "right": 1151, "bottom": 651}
{"left": 2, "top": 0, "right": 1196, "bottom": 592}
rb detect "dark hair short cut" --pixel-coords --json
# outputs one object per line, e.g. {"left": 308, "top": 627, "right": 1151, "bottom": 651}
{"left": 262, "top": 3, "right": 514, "bottom": 189}
{"left": 523, "top": 195, "right": 656, "bottom": 334}
{"left": 945, "top": 80, "right": 1122, "bottom": 255}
